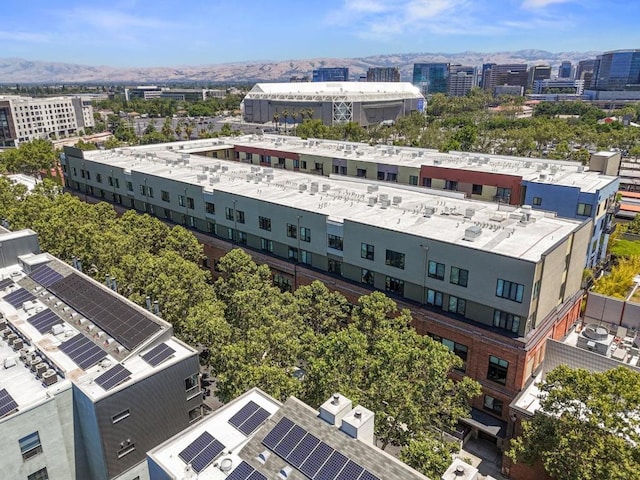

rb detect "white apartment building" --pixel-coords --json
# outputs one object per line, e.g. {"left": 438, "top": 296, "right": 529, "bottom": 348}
{"left": 0, "top": 95, "right": 95, "bottom": 147}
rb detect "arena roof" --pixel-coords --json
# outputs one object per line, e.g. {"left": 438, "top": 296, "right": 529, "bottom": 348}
{"left": 244, "top": 82, "right": 424, "bottom": 102}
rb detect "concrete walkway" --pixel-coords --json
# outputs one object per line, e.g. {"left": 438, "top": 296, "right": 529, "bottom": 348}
{"left": 457, "top": 438, "right": 508, "bottom": 480}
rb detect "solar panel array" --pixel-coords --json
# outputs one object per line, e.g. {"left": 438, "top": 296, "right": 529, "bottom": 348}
{"left": 178, "top": 431, "right": 225, "bottom": 473}
{"left": 0, "top": 278, "right": 14, "bottom": 290}
{"left": 228, "top": 400, "right": 271, "bottom": 436}
{"left": 26, "top": 309, "right": 63, "bottom": 334}
{"left": 0, "top": 388, "right": 18, "bottom": 418}
{"left": 59, "top": 334, "right": 106, "bottom": 370}
{"left": 29, "top": 265, "right": 64, "bottom": 287}
{"left": 141, "top": 342, "right": 175, "bottom": 367}
{"left": 226, "top": 461, "right": 268, "bottom": 480}
{"left": 49, "top": 273, "right": 161, "bottom": 350}
{"left": 4, "top": 288, "right": 36, "bottom": 308}
{"left": 263, "top": 417, "right": 380, "bottom": 480}
{"left": 94, "top": 364, "right": 132, "bottom": 391}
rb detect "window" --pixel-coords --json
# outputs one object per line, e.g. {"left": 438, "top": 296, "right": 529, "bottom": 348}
{"left": 385, "top": 277, "right": 404, "bottom": 296}
{"left": 444, "top": 180, "right": 458, "bottom": 191}
{"left": 288, "top": 246, "right": 298, "bottom": 261}
{"left": 293, "top": 159, "right": 300, "bottom": 168}
{"left": 86, "top": 171, "right": 91, "bottom": 181}
{"left": 286, "top": 223, "right": 297, "bottom": 238}
{"left": 428, "top": 261, "right": 445, "bottom": 280}
{"left": 178, "top": 195, "right": 185, "bottom": 207}
{"left": 73, "top": 167, "right": 77, "bottom": 176}
{"left": 496, "top": 279, "right": 524, "bottom": 303}
{"left": 147, "top": 187, "right": 154, "bottom": 198}
{"left": 140, "top": 185, "right": 146, "bottom": 196}
{"left": 301, "top": 250, "right": 311, "bottom": 265}
{"left": 300, "top": 227, "right": 310, "bottom": 242}
{"left": 496, "top": 187, "right": 511, "bottom": 201}
{"left": 328, "top": 259, "right": 342, "bottom": 275}
{"left": 377, "top": 171, "right": 385, "bottom": 181}
{"left": 225, "top": 207, "right": 234, "bottom": 220}
{"left": 273, "top": 274, "right": 292, "bottom": 292}
{"left": 96, "top": 173, "right": 102, "bottom": 183}
{"left": 187, "top": 197, "right": 195, "bottom": 209}
{"left": 577, "top": 203, "right": 592, "bottom": 216}
{"left": 111, "top": 409, "right": 130, "bottom": 424}
{"left": 188, "top": 406, "right": 202, "bottom": 423}
{"left": 532, "top": 196, "right": 542, "bottom": 206}
{"left": 19, "top": 432, "right": 42, "bottom": 460}
{"left": 426, "top": 289, "right": 443, "bottom": 307}
{"left": 301, "top": 161, "right": 307, "bottom": 169}
{"left": 164, "top": 208, "right": 172, "bottom": 220}
{"left": 235, "top": 210, "right": 245, "bottom": 224}
{"left": 361, "top": 269, "right": 374, "bottom": 285}
{"left": 114, "top": 178, "right": 120, "bottom": 188}
{"left": 430, "top": 335, "right": 468, "bottom": 372}
{"left": 328, "top": 234, "right": 343, "bottom": 250}
{"left": 356, "top": 168, "right": 367, "bottom": 177}
{"left": 387, "top": 172, "right": 397, "bottom": 182}
{"left": 259, "top": 216, "right": 271, "bottom": 231}
{"left": 261, "top": 238, "right": 273, "bottom": 252}
{"left": 237, "top": 231, "right": 247, "bottom": 245}
{"left": 27, "top": 468, "right": 48, "bottom": 480}
{"left": 493, "top": 310, "right": 521, "bottom": 333}
{"left": 448, "top": 296, "right": 466, "bottom": 315}
{"left": 185, "top": 373, "right": 200, "bottom": 398}
{"left": 245, "top": 152, "right": 252, "bottom": 161}
{"left": 126, "top": 181, "right": 133, "bottom": 192}
{"left": 207, "top": 221, "right": 215, "bottom": 233}
{"left": 117, "top": 443, "right": 136, "bottom": 459}
{"left": 423, "top": 177, "right": 432, "bottom": 187}
{"left": 205, "top": 202, "right": 215, "bottom": 214}
{"left": 533, "top": 280, "right": 541, "bottom": 298}
{"left": 409, "top": 175, "right": 419, "bottom": 185}
{"left": 162, "top": 190, "right": 171, "bottom": 202}
{"left": 487, "top": 356, "right": 509, "bottom": 385}
{"left": 450, "top": 266, "right": 468, "bottom": 287}
{"left": 483, "top": 395, "right": 503, "bottom": 415}
{"left": 361, "top": 243, "right": 374, "bottom": 260}
{"left": 472, "top": 184, "right": 483, "bottom": 195}
{"left": 385, "top": 249, "right": 405, "bottom": 269}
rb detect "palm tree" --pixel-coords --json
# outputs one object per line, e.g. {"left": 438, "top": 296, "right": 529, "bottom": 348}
{"left": 175, "top": 120, "right": 184, "bottom": 140}
{"left": 184, "top": 120, "right": 195, "bottom": 140}
{"left": 282, "top": 109, "right": 290, "bottom": 134}
{"left": 272, "top": 112, "right": 280, "bottom": 132}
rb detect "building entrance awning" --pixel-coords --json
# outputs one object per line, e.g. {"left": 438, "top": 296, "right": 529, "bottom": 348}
{"left": 461, "top": 408, "right": 507, "bottom": 438}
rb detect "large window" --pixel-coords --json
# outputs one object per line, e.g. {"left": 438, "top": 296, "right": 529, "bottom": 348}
{"left": 496, "top": 187, "right": 511, "bottom": 201}
{"left": 237, "top": 231, "right": 247, "bottom": 245}
{"left": 428, "top": 260, "right": 445, "bottom": 280}
{"left": 532, "top": 196, "right": 542, "bottom": 206}
{"left": 483, "top": 395, "right": 503, "bottom": 416}
{"left": 288, "top": 246, "right": 298, "bottom": 261}
{"left": 493, "top": 310, "right": 521, "bottom": 333}
{"left": 487, "top": 356, "right": 509, "bottom": 385}
{"left": 205, "top": 202, "right": 215, "bottom": 214}
{"left": 225, "top": 207, "right": 234, "bottom": 220}
{"left": 260, "top": 238, "right": 273, "bottom": 252}
{"left": 178, "top": 195, "right": 185, "bottom": 207}
{"left": 328, "top": 259, "right": 342, "bottom": 275}
{"left": 448, "top": 296, "right": 466, "bottom": 316}
{"left": 27, "top": 468, "right": 48, "bottom": 480}
{"left": 361, "top": 243, "right": 374, "bottom": 260}
{"left": 19, "top": 432, "right": 42, "bottom": 460}
{"left": 430, "top": 334, "right": 468, "bottom": 372}
{"left": 328, "top": 234, "right": 343, "bottom": 250}
{"left": 187, "top": 197, "right": 195, "bottom": 209}
{"left": 185, "top": 373, "right": 200, "bottom": 398}
{"left": 286, "top": 223, "right": 297, "bottom": 239}
{"left": 162, "top": 190, "right": 171, "bottom": 202}
{"left": 426, "top": 288, "right": 443, "bottom": 307}
{"left": 300, "top": 227, "right": 311, "bottom": 242}
{"left": 259, "top": 216, "right": 271, "bottom": 231}
{"left": 385, "top": 249, "right": 405, "bottom": 269}
{"left": 450, "top": 266, "right": 468, "bottom": 287}
{"left": 472, "top": 184, "right": 483, "bottom": 195}
{"left": 577, "top": 203, "right": 593, "bottom": 216}
{"left": 361, "top": 269, "right": 374, "bottom": 285}
{"left": 235, "top": 210, "right": 245, "bottom": 224}
{"left": 301, "top": 250, "right": 312, "bottom": 265}
{"left": 496, "top": 279, "right": 524, "bottom": 303}
{"left": 385, "top": 277, "right": 404, "bottom": 296}
{"left": 444, "top": 180, "right": 458, "bottom": 191}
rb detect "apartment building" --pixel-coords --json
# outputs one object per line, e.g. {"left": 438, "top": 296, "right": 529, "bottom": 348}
{"left": 0, "top": 95, "right": 95, "bottom": 147}
{"left": 62, "top": 142, "right": 592, "bottom": 447}
{"left": 148, "top": 388, "right": 439, "bottom": 480}
{"left": 448, "top": 65, "right": 477, "bottom": 97}
{"left": 0, "top": 229, "right": 202, "bottom": 480}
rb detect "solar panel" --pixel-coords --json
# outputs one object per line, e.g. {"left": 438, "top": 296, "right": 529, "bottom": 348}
{"left": 94, "top": 364, "right": 132, "bottom": 391}
{"left": 239, "top": 405, "right": 271, "bottom": 435}
{"left": 29, "top": 265, "right": 63, "bottom": 287}
{"left": 59, "top": 334, "right": 106, "bottom": 370}
{"left": 179, "top": 431, "right": 214, "bottom": 463}
{"left": 0, "top": 278, "right": 14, "bottom": 290}
{"left": 4, "top": 288, "right": 36, "bottom": 308}
{"left": 274, "top": 424, "right": 306, "bottom": 458}
{"left": 49, "top": 273, "right": 161, "bottom": 350}
{"left": 335, "top": 460, "right": 364, "bottom": 480}
{"left": 262, "top": 417, "right": 295, "bottom": 450}
{"left": 141, "top": 342, "right": 175, "bottom": 366}
{"left": 229, "top": 400, "right": 260, "bottom": 429}
{"left": 226, "top": 461, "right": 267, "bottom": 480}
{"left": 191, "top": 438, "right": 225, "bottom": 473}
{"left": 288, "top": 433, "right": 320, "bottom": 468}
{"left": 0, "top": 388, "right": 18, "bottom": 418}
{"left": 359, "top": 471, "right": 380, "bottom": 480}
{"left": 299, "top": 442, "right": 333, "bottom": 479}
{"left": 27, "top": 309, "right": 62, "bottom": 334}
{"left": 315, "top": 450, "right": 349, "bottom": 480}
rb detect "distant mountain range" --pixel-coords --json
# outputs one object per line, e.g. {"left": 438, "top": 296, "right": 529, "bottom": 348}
{"left": 0, "top": 50, "right": 600, "bottom": 84}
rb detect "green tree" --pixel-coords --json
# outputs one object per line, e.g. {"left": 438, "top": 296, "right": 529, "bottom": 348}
{"left": 508, "top": 365, "right": 640, "bottom": 480}
{"left": 161, "top": 117, "right": 175, "bottom": 140}
{"left": 400, "top": 436, "right": 459, "bottom": 479}
{"left": 74, "top": 139, "right": 98, "bottom": 151}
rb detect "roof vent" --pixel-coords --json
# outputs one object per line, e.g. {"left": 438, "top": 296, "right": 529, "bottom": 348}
{"left": 455, "top": 465, "right": 466, "bottom": 476}
{"left": 219, "top": 457, "right": 234, "bottom": 472}
{"left": 256, "top": 450, "right": 270, "bottom": 465}
{"left": 279, "top": 466, "right": 293, "bottom": 479}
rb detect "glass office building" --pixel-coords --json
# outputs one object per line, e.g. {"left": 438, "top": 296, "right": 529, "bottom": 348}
{"left": 412, "top": 63, "right": 449, "bottom": 95}
{"left": 592, "top": 50, "right": 640, "bottom": 91}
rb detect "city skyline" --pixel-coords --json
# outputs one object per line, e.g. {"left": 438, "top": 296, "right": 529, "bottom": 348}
{"left": 2, "top": 0, "right": 638, "bottom": 67}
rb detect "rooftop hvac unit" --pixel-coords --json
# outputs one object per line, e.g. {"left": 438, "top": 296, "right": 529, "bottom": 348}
{"left": 424, "top": 207, "right": 435, "bottom": 217}
{"left": 367, "top": 185, "right": 379, "bottom": 193}
{"left": 0, "top": 319, "right": 6, "bottom": 330}
{"left": 7, "top": 333, "right": 17, "bottom": 343}
{"left": 30, "top": 357, "right": 42, "bottom": 371}
{"left": 322, "top": 184, "right": 331, "bottom": 192}
{"left": 43, "top": 370, "right": 58, "bottom": 386}
{"left": 266, "top": 174, "right": 274, "bottom": 181}
{"left": 536, "top": 164, "right": 543, "bottom": 172}
{"left": 12, "top": 338, "right": 23, "bottom": 351}
{"left": 246, "top": 174, "right": 254, "bottom": 182}
{"left": 209, "top": 176, "right": 220, "bottom": 184}
{"left": 221, "top": 166, "right": 229, "bottom": 172}
{"left": 539, "top": 173, "right": 547, "bottom": 180}
{"left": 433, "top": 159, "right": 442, "bottom": 165}
{"left": 380, "top": 199, "right": 391, "bottom": 209}
{"left": 52, "top": 324, "right": 64, "bottom": 336}
{"left": 299, "top": 184, "right": 308, "bottom": 192}
{"left": 464, "top": 208, "right": 475, "bottom": 219}
{"left": 263, "top": 168, "right": 274, "bottom": 174}
{"left": 577, "top": 324, "right": 611, "bottom": 355}
{"left": 196, "top": 174, "right": 207, "bottom": 182}
{"left": 464, "top": 225, "right": 483, "bottom": 242}
{"left": 251, "top": 166, "right": 260, "bottom": 172}
{"left": 577, "top": 165, "right": 585, "bottom": 173}
{"left": 310, "top": 183, "right": 319, "bottom": 194}
{"left": 181, "top": 153, "right": 190, "bottom": 161}
{"left": 392, "top": 196, "right": 402, "bottom": 205}
{"left": 379, "top": 193, "right": 389, "bottom": 202}
{"left": 36, "top": 363, "right": 47, "bottom": 377}
{"left": 1, "top": 328, "right": 11, "bottom": 338}
{"left": 368, "top": 196, "right": 377, "bottom": 206}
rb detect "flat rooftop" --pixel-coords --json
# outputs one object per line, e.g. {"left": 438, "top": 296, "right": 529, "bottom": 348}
{"left": 0, "top": 251, "right": 194, "bottom": 415}
{"left": 226, "top": 134, "right": 617, "bottom": 193}
{"left": 244, "top": 82, "right": 423, "bottom": 100}
{"left": 81, "top": 145, "right": 587, "bottom": 263}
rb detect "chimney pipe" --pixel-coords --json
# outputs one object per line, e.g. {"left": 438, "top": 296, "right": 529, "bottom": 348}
{"left": 153, "top": 300, "right": 160, "bottom": 315}
{"left": 111, "top": 277, "right": 117, "bottom": 292}
{"left": 145, "top": 296, "right": 152, "bottom": 310}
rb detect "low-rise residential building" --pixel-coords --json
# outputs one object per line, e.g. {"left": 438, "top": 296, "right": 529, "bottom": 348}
{"left": 0, "top": 229, "right": 202, "bottom": 480}
{"left": 124, "top": 86, "right": 225, "bottom": 102}
{"left": 63, "top": 142, "right": 592, "bottom": 448}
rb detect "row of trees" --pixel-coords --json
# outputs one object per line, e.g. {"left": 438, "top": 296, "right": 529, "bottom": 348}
{"left": 0, "top": 178, "right": 480, "bottom": 479}
{"left": 0, "top": 138, "right": 57, "bottom": 176}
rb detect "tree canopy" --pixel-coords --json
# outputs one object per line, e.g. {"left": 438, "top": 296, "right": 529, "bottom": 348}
{"left": 508, "top": 365, "right": 640, "bottom": 480}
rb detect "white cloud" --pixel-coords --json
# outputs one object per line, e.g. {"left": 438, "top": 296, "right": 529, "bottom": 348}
{"left": 522, "top": 0, "right": 574, "bottom": 8}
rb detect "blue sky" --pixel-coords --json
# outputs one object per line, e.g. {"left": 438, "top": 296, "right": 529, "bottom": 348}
{"left": 2, "top": 0, "right": 638, "bottom": 67}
